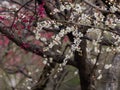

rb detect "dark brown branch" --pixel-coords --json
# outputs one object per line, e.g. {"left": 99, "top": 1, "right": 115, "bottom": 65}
{"left": 0, "top": 27, "right": 44, "bottom": 56}
{"left": 0, "top": 26, "right": 76, "bottom": 66}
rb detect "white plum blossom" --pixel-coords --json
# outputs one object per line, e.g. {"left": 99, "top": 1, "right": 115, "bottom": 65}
{"left": 91, "top": 58, "right": 96, "bottom": 64}
{"left": 110, "top": 5, "right": 118, "bottom": 13}
{"left": 97, "top": 74, "right": 102, "bottom": 80}
{"left": 98, "top": 70, "right": 102, "bottom": 74}
{"left": 106, "top": 47, "right": 112, "bottom": 52}
{"left": 74, "top": 4, "right": 83, "bottom": 13}
{"left": 43, "top": 60, "right": 47, "bottom": 65}
{"left": 52, "top": 8, "right": 60, "bottom": 14}
{"left": 74, "top": 70, "right": 78, "bottom": 75}
{"left": 60, "top": 4, "right": 66, "bottom": 11}
{"left": 104, "top": 64, "right": 112, "bottom": 69}
{"left": 27, "top": 86, "right": 31, "bottom": 90}
{"left": 1, "top": 1, "right": 10, "bottom": 6}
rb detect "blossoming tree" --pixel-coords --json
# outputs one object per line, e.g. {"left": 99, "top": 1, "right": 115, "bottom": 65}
{"left": 0, "top": 0, "right": 120, "bottom": 90}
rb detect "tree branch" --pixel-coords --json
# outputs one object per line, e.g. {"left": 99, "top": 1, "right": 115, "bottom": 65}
{"left": 0, "top": 26, "right": 76, "bottom": 67}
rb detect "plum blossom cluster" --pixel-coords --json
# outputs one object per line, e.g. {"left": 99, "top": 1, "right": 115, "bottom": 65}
{"left": 71, "top": 29, "right": 83, "bottom": 52}
{"left": 34, "top": 20, "right": 52, "bottom": 40}
{"left": 1, "top": 1, "right": 18, "bottom": 10}
{"left": 52, "top": 2, "right": 85, "bottom": 13}
{"left": 42, "top": 26, "right": 75, "bottom": 51}
{"left": 35, "top": 2, "right": 90, "bottom": 52}
{"left": 34, "top": 0, "right": 120, "bottom": 63}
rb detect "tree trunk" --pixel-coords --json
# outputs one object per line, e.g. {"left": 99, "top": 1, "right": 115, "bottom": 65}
{"left": 74, "top": 39, "right": 94, "bottom": 90}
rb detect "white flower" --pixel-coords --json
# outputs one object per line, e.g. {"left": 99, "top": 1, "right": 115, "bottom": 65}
{"left": 104, "top": 64, "right": 112, "bottom": 69}
{"left": 60, "top": 4, "right": 66, "bottom": 11}
{"left": 116, "top": 46, "right": 120, "bottom": 52}
{"left": 27, "top": 86, "right": 31, "bottom": 90}
{"left": 110, "top": 6, "right": 118, "bottom": 13}
{"left": 74, "top": 71, "right": 78, "bottom": 75}
{"left": 47, "top": 73, "right": 50, "bottom": 76}
{"left": 2, "top": 1, "right": 9, "bottom": 6}
{"left": 55, "top": 35, "right": 61, "bottom": 41}
{"left": 35, "top": 69, "right": 39, "bottom": 72}
{"left": 74, "top": 4, "right": 83, "bottom": 13}
{"left": 54, "top": 75, "right": 57, "bottom": 79}
{"left": 56, "top": 50, "right": 62, "bottom": 54}
{"left": 49, "top": 58, "right": 53, "bottom": 63}
{"left": 94, "top": 47, "right": 100, "bottom": 53}
{"left": 35, "top": 34, "right": 40, "bottom": 40}
{"left": 86, "top": 47, "right": 91, "bottom": 53}
{"left": 28, "top": 72, "right": 32, "bottom": 75}
{"left": 97, "top": 74, "right": 102, "bottom": 80}
{"left": 62, "top": 61, "right": 67, "bottom": 66}
{"left": 41, "top": 37, "right": 47, "bottom": 42}
{"left": 43, "top": 47, "right": 49, "bottom": 51}
{"left": 92, "top": 40, "right": 97, "bottom": 46}
{"left": 11, "top": 5, "right": 17, "bottom": 9}
{"left": 91, "top": 58, "right": 96, "bottom": 64}
{"left": 65, "top": 54, "right": 71, "bottom": 59}
{"left": 59, "top": 67, "right": 63, "bottom": 71}
{"left": 66, "top": 26, "right": 74, "bottom": 32}
{"left": 28, "top": 78, "right": 33, "bottom": 81}
{"left": 59, "top": 30, "right": 65, "bottom": 37}
{"left": 98, "top": 70, "right": 102, "bottom": 73}
{"left": 53, "top": 8, "right": 60, "bottom": 14}
{"left": 94, "top": 12, "right": 104, "bottom": 21}
{"left": 71, "top": 44, "right": 76, "bottom": 51}
{"left": 49, "top": 43, "right": 54, "bottom": 48}
{"left": 106, "top": 47, "right": 111, "bottom": 52}
{"left": 78, "top": 32, "right": 83, "bottom": 37}
{"left": 43, "top": 60, "right": 47, "bottom": 65}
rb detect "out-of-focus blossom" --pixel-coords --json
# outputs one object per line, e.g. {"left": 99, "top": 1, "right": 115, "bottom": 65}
{"left": 38, "top": 2, "right": 45, "bottom": 18}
